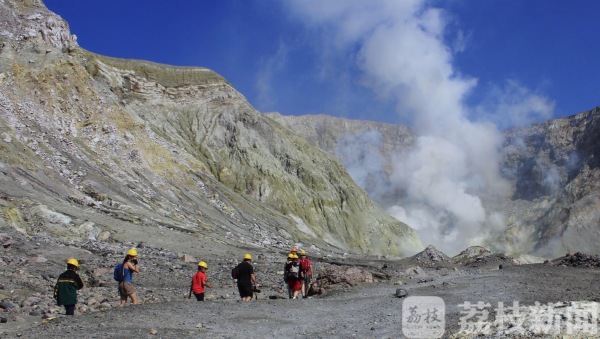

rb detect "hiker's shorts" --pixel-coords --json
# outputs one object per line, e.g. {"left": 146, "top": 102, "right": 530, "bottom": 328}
{"left": 119, "top": 281, "right": 135, "bottom": 298}
{"left": 289, "top": 279, "right": 301, "bottom": 291}
{"left": 193, "top": 292, "right": 205, "bottom": 301}
{"left": 238, "top": 284, "right": 253, "bottom": 298}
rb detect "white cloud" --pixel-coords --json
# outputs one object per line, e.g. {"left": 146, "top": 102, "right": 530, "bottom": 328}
{"left": 285, "top": 0, "right": 553, "bottom": 255}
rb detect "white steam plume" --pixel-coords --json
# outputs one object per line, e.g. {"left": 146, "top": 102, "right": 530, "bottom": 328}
{"left": 287, "top": 1, "right": 553, "bottom": 255}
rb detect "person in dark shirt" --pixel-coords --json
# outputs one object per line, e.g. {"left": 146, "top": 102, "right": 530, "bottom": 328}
{"left": 235, "top": 253, "right": 258, "bottom": 301}
{"left": 284, "top": 254, "right": 302, "bottom": 299}
{"left": 283, "top": 253, "right": 294, "bottom": 298}
{"left": 54, "top": 258, "right": 84, "bottom": 315}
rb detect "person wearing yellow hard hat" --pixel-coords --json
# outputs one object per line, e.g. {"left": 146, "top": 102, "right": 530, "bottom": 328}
{"left": 54, "top": 258, "right": 84, "bottom": 315}
{"left": 285, "top": 253, "right": 302, "bottom": 299}
{"left": 118, "top": 248, "right": 141, "bottom": 307}
{"left": 283, "top": 253, "right": 295, "bottom": 298}
{"left": 298, "top": 250, "right": 313, "bottom": 299}
{"left": 232, "top": 253, "right": 258, "bottom": 301}
{"left": 189, "top": 261, "right": 213, "bottom": 301}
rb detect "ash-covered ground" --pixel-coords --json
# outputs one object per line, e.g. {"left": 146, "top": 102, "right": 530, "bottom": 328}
{"left": 2, "top": 229, "right": 600, "bottom": 338}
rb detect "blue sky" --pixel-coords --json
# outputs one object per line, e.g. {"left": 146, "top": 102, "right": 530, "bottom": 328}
{"left": 44, "top": 0, "right": 600, "bottom": 129}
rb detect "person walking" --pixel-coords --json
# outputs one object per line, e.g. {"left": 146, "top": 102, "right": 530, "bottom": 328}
{"left": 234, "top": 253, "right": 258, "bottom": 302}
{"left": 283, "top": 253, "right": 294, "bottom": 298}
{"left": 298, "top": 250, "right": 313, "bottom": 299}
{"left": 285, "top": 254, "right": 301, "bottom": 299}
{"left": 118, "top": 248, "right": 141, "bottom": 307}
{"left": 54, "top": 258, "right": 84, "bottom": 315}
{"left": 189, "top": 261, "right": 213, "bottom": 301}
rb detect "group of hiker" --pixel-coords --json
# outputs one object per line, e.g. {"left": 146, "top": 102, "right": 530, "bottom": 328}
{"left": 283, "top": 247, "right": 313, "bottom": 299}
{"left": 228, "top": 248, "right": 313, "bottom": 302}
{"left": 53, "top": 246, "right": 314, "bottom": 315}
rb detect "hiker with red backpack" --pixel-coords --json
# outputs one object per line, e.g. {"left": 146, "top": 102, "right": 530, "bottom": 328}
{"left": 298, "top": 250, "right": 313, "bottom": 299}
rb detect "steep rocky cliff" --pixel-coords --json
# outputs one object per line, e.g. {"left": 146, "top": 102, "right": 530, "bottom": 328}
{"left": 500, "top": 108, "right": 600, "bottom": 256}
{"left": 266, "top": 113, "right": 414, "bottom": 206}
{"left": 0, "top": 0, "right": 422, "bottom": 256}
{"left": 268, "top": 108, "right": 600, "bottom": 257}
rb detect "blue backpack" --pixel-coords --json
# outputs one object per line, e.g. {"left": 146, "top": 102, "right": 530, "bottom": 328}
{"left": 113, "top": 263, "right": 125, "bottom": 282}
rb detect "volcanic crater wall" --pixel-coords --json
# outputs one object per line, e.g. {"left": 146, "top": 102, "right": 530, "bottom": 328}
{"left": 0, "top": 0, "right": 422, "bottom": 256}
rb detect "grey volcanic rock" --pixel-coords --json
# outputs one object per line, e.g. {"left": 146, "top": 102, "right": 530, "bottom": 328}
{"left": 0, "top": 0, "right": 421, "bottom": 256}
{"left": 410, "top": 245, "right": 452, "bottom": 267}
{"left": 554, "top": 252, "right": 600, "bottom": 268}
{"left": 309, "top": 263, "right": 375, "bottom": 295}
{"left": 452, "top": 245, "right": 492, "bottom": 261}
{"left": 499, "top": 107, "right": 600, "bottom": 257}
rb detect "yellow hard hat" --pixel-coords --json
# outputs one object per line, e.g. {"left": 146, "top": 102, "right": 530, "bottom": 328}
{"left": 66, "top": 258, "right": 79, "bottom": 267}
{"left": 244, "top": 253, "right": 252, "bottom": 260}
{"left": 198, "top": 261, "right": 208, "bottom": 269}
{"left": 292, "top": 254, "right": 298, "bottom": 259}
{"left": 127, "top": 248, "right": 138, "bottom": 256}
{"left": 287, "top": 253, "right": 295, "bottom": 259}
{"left": 299, "top": 250, "right": 307, "bottom": 256}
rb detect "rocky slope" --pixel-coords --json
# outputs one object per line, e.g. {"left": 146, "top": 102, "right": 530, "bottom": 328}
{"left": 500, "top": 108, "right": 600, "bottom": 257}
{"left": 267, "top": 108, "right": 600, "bottom": 257}
{"left": 266, "top": 113, "right": 415, "bottom": 206}
{"left": 0, "top": 0, "right": 422, "bottom": 257}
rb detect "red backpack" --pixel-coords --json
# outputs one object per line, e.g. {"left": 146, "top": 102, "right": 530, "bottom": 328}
{"left": 300, "top": 258, "right": 312, "bottom": 276}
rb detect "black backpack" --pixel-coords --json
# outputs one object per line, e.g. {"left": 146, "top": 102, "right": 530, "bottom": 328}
{"left": 288, "top": 263, "right": 299, "bottom": 278}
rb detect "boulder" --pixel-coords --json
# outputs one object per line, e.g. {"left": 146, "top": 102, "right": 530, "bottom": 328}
{"left": 182, "top": 254, "right": 197, "bottom": 263}
{"left": 309, "top": 264, "right": 374, "bottom": 295}
{"left": 0, "top": 301, "right": 16, "bottom": 310}
{"left": 91, "top": 268, "right": 111, "bottom": 278}
{"left": 0, "top": 233, "right": 11, "bottom": 243}
{"left": 21, "top": 297, "right": 41, "bottom": 307}
{"left": 0, "top": 233, "right": 14, "bottom": 248}
{"left": 402, "top": 266, "right": 428, "bottom": 279}
{"left": 395, "top": 288, "right": 408, "bottom": 298}
{"left": 29, "top": 255, "right": 47, "bottom": 263}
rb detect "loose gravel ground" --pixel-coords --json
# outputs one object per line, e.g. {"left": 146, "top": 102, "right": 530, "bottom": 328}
{"left": 3, "top": 262, "right": 600, "bottom": 338}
